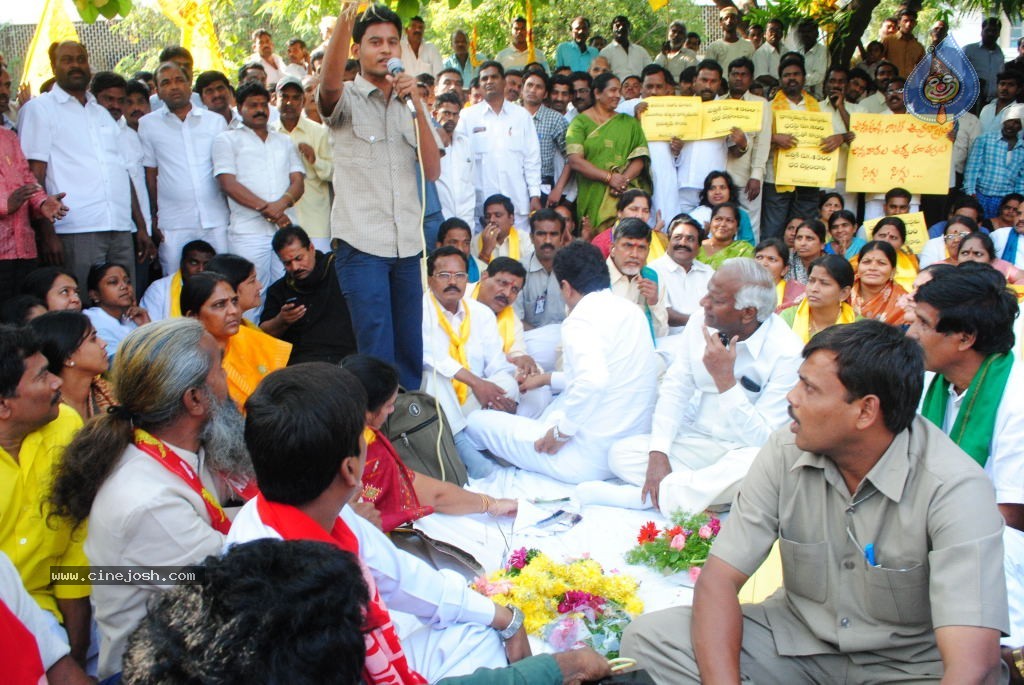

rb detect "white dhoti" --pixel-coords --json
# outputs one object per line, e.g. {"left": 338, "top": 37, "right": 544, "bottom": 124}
{"left": 393, "top": 610, "right": 507, "bottom": 681}
{"left": 466, "top": 405, "right": 615, "bottom": 484}
{"left": 605, "top": 433, "right": 760, "bottom": 513}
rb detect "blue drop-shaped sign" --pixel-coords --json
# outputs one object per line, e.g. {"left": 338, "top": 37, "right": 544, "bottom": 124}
{"left": 905, "top": 36, "right": 980, "bottom": 124}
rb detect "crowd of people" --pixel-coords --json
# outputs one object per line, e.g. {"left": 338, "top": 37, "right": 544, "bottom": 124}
{"left": 2, "top": 3, "right": 1024, "bottom": 684}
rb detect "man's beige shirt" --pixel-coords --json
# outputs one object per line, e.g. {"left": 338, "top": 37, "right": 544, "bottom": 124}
{"left": 319, "top": 74, "right": 439, "bottom": 258}
{"left": 713, "top": 416, "right": 1008, "bottom": 664}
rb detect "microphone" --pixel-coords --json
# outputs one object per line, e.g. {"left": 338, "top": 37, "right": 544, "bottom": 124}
{"left": 386, "top": 58, "right": 419, "bottom": 116}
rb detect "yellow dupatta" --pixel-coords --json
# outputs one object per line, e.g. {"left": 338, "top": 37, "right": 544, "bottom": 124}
{"left": 169, "top": 270, "right": 184, "bottom": 318}
{"left": 788, "top": 299, "right": 858, "bottom": 343}
{"left": 471, "top": 283, "right": 516, "bottom": 354}
{"left": 430, "top": 293, "right": 472, "bottom": 404}
{"left": 223, "top": 323, "right": 293, "bottom": 407}
{"left": 772, "top": 90, "right": 820, "bottom": 193}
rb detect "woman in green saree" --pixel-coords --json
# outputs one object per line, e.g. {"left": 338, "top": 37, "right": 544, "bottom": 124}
{"left": 697, "top": 202, "right": 754, "bottom": 269}
{"left": 566, "top": 72, "right": 651, "bottom": 231}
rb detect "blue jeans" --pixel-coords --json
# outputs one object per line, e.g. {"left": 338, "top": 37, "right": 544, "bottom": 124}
{"left": 334, "top": 241, "right": 423, "bottom": 390}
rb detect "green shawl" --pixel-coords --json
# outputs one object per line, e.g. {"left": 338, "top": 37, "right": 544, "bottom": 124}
{"left": 920, "top": 352, "right": 1014, "bottom": 467}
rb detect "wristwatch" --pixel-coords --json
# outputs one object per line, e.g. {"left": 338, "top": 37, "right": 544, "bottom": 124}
{"left": 496, "top": 604, "right": 524, "bottom": 640}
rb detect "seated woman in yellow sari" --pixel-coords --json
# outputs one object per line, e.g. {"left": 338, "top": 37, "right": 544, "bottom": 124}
{"left": 780, "top": 254, "right": 858, "bottom": 343}
{"left": 755, "top": 237, "right": 805, "bottom": 311}
{"left": 850, "top": 240, "right": 908, "bottom": 325}
{"left": 181, "top": 269, "right": 291, "bottom": 407}
{"left": 696, "top": 202, "right": 753, "bottom": 269}
{"left": 342, "top": 354, "right": 517, "bottom": 533}
{"left": 566, "top": 72, "right": 651, "bottom": 231}
{"left": 849, "top": 216, "right": 919, "bottom": 291}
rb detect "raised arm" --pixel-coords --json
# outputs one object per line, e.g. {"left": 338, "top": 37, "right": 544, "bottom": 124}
{"left": 319, "top": 12, "right": 357, "bottom": 117}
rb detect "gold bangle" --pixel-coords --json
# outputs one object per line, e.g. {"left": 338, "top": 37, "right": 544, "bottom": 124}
{"left": 605, "top": 171, "right": 612, "bottom": 183}
{"left": 479, "top": 493, "right": 490, "bottom": 514}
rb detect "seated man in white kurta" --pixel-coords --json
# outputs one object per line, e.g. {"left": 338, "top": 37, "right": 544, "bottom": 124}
{"left": 421, "top": 246, "right": 519, "bottom": 480}
{"left": 581, "top": 258, "right": 802, "bottom": 512}
{"left": 226, "top": 363, "right": 524, "bottom": 684}
{"left": 466, "top": 241, "right": 660, "bottom": 484}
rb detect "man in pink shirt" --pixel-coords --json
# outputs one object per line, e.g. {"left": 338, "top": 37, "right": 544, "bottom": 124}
{"left": 0, "top": 127, "right": 68, "bottom": 301}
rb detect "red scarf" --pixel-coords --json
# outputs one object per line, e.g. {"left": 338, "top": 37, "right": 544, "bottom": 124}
{"left": 133, "top": 428, "right": 232, "bottom": 534}
{"left": 255, "top": 495, "right": 426, "bottom": 685}
{"left": 0, "top": 600, "right": 44, "bottom": 684}
{"left": 362, "top": 427, "right": 434, "bottom": 533}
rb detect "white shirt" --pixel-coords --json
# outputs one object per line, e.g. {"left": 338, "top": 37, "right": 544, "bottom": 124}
{"left": 599, "top": 42, "right": 652, "bottom": 79}
{"left": 992, "top": 227, "right": 1024, "bottom": 267}
{"left": 248, "top": 53, "right": 287, "bottom": 85}
{"left": 494, "top": 46, "right": 549, "bottom": 72}
{"left": 401, "top": 37, "right": 444, "bottom": 79}
{"left": 226, "top": 500, "right": 497, "bottom": 639}
{"left": 437, "top": 130, "right": 476, "bottom": 226}
{"left": 980, "top": 101, "right": 1005, "bottom": 135}
{"left": 0, "top": 552, "right": 70, "bottom": 670}
{"left": 858, "top": 91, "right": 888, "bottom": 113}
{"left": 648, "top": 309, "right": 804, "bottom": 455}
{"left": 619, "top": 97, "right": 678, "bottom": 220}
{"left": 85, "top": 442, "right": 225, "bottom": 678}
{"left": 18, "top": 84, "right": 133, "bottom": 234}
{"left": 797, "top": 42, "right": 828, "bottom": 97}
{"left": 918, "top": 235, "right": 949, "bottom": 267}
{"left": 139, "top": 105, "right": 230, "bottom": 229}
{"left": 607, "top": 257, "right": 669, "bottom": 338}
{"left": 119, "top": 118, "right": 151, "bottom": 232}
{"left": 753, "top": 42, "right": 781, "bottom": 79}
{"left": 83, "top": 307, "right": 138, "bottom": 361}
{"left": 818, "top": 97, "right": 864, "bottom": 183}
{"left": 139, "top": 273, "right": 174, "bottom": 321}
{"left": 212, "top": 126, "right": 305, "bottom": 234}
{"left": 421, "top": 294, "right": 518, "bottom": 433}
{"left": 648, "top": 255, "right": 713, "bottom": 334}
{"left": 457, "top": 100, "right": 541, "bottom": 218}
{"left": 149, "top": 91, "right": 205, "bottom": 113}
{"left": 935, "top": 359, "right": 1024, "bottom": 506}
{"left": 677, "top": 137, "right": 727, "bottom": 191}
{"left": 551, "top": 289, "right": 659, "bottom": 442}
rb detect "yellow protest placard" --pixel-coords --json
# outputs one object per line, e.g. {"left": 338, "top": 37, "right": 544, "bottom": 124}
{"left": 775, "top": 148, "right": 838, "bottom": 187}
{"left": 774, "top": 110, "right": 834, "bottom": 144}
{"left": 700, "top": 100, "right": 764, "bottom": 139}
{"left": 862, "top": 212, "right": 930, "bottom": 255}
{"left": 639, "top": 96, "right": 702, "bottom": 141}
{"left": 846, "top": 114, "right": 953, "bottom": 195}
{"left": 772, "top": 111, "right": 837, "bottom": 187}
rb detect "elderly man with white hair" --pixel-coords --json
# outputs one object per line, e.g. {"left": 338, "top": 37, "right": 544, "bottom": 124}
{"left": 577, "top": 258, "right": 804, "bottom": 514}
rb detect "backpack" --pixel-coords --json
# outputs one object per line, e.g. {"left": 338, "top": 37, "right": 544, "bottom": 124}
{"left": 382, "top": 388, "right": 468, "bottom": 486}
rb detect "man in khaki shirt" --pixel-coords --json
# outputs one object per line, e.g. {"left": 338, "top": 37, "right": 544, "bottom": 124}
{"left": 318, "top": 3, "right": 441, "bottom": 390}
{"left": 622, "top": 320, "right": 1009, "bottom": 684}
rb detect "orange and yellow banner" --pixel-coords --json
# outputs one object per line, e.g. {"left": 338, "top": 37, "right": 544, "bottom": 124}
{"left": 21, "top": 0, "right": 79, "bottom": 95}
{"left": 158, "top": 0, "right": 226, "bottom": 74}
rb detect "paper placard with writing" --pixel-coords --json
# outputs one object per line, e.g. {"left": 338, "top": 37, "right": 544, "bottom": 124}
{"left": 862, "top": 211, "right": 930, "bottom": 255}
{"left": 773, "top": 111, "right": 837, "bottom": 187}
{"left": 846, "top": 114, "right": 953, "bottom": 195}
{"left": 639, "top": 96, "right": 702, "bottom": 141}
{"left": 700, "top": 100, "right": 764, "bottom": 139}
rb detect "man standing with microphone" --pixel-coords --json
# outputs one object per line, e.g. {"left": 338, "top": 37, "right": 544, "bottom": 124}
{"left": 319, "top": 3, "right": 441, "bottom": 390}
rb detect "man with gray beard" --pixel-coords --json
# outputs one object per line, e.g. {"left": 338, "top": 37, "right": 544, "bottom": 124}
{"left": 48, "top": 318, "right": 251, "bottom": 681}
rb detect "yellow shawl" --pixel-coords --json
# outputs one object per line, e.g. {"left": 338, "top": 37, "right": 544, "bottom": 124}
{"left": 788, "top": 299, "right": 858, "bottom": 343}
{"left": 430, "top": 293, "right": 472, "bottom": 404}
{"left": 472, "top": 283, "right": 516, "bottom": 354}
{"left": 169, "top": 270, "right": 183, "bottom": 318}
{"left": 223, "top": 322, "right": 292, "bottom": 407}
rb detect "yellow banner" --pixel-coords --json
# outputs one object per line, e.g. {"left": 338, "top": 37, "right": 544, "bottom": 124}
{"left": 773, "top": 110, "right": 837, "bottom": 187}
{"left": 700, "top": 99, "right": 764, "bottom": 139}
{"left": 158, "top": 0, "right": 226, "bottom": 74}
{"left": 846, "top": 113, "right": 953, "bottom": 195}
{"left": 640, "top": 96, "right": 702, "bottom": 141}
{"left": 21, "top": 0, "right": 79, "bottom": 95}
{"left": 862, "top": 211, "right": 930, "bottom": 255}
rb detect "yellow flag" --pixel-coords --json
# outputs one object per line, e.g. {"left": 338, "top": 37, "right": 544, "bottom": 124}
{"left": 525, "top": 0, "right": 536, "bottom": 64}
{"left": 470, "top": 26, "right": 480, "bottom": 68}
{"left": 21, "top": 0, "right": 79, "bottom": 95}
{"left": 158, "top": 0, "right": 226, "bottom": 74}
{"left": 648, "top": 0, "right": 670, "bottom": 10}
